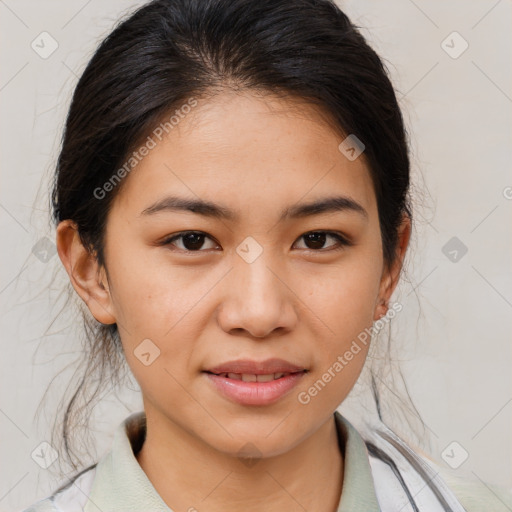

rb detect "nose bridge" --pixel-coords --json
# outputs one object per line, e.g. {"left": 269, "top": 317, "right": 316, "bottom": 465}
{"left": 235, "top": 247, "right": 283, "bottom": 309}
{"left": 234, "top": 234, "right": 279, "bottom": 294}
{"left": 218, "top": 242, "right": 296, "bottom": 337}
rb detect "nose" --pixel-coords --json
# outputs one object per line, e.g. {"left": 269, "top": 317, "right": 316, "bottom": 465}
{"left": 216, "top": 254, "right": 298, "bottom": 339}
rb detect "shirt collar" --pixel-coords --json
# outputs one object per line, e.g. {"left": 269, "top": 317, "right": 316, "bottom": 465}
{"left": 84, "top": 410, "right": 380, "bottom": 512}
{"left": 334, "top": 411, "right": 381, "bottom": 511}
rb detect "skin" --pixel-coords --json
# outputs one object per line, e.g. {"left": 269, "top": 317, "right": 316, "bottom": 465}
{"left": 56, "top": 90, "right": 410, "bottom": 512}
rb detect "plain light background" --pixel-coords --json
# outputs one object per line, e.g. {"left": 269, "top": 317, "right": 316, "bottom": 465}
{"left": 1, "top": 1, "right": 511, "bottom": 510}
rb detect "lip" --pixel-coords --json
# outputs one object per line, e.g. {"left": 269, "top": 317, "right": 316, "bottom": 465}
{"left": 203, "top": 358, "right": 308, "bottom": 406}
{"left": 206, "top": 358, "right": 306, "bottom": 375}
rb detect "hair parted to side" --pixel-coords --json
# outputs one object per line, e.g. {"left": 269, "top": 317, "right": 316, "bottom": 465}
{"left": 47, "top": 0, "right": 421, "bottom": 476}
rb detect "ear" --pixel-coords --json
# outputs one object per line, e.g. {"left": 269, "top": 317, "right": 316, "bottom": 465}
{"left": 56, "top": 220, "right": 116, "bottom": 325}
{"left": 373, "top": 214, "right": 411, "bottom": 321}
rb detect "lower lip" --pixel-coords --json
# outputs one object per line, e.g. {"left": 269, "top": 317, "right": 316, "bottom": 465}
{"left": 204, "top": 371, "right": 306, "bottom": 406}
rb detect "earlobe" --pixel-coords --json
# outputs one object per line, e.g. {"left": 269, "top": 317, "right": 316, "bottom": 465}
{"left": 56, "top": 220, "right": 116, "bottom": 325}
{"left": 374, "top": 299, "right": 389, "bottom": 321}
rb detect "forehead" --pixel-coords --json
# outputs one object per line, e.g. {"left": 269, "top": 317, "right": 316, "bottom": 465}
{"left": 112, "top": 91, "right": 377, "bottom": 221}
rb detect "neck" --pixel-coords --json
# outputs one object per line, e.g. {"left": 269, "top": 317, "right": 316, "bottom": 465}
{"left": 135, "top": 406, "right": 344, "bottom": 512}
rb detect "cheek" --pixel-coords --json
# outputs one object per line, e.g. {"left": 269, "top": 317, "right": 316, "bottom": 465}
{"left": 105, "top": 242, "right": 194, "bottom": 334}
{"left": 304, "top": 253, "right": 381, "bottom": 399}
{"left": 105, "top": 248, "right": 217, "bottom": 381}
{"left": 309, "top": 256, "right": 382, "bottom": 338}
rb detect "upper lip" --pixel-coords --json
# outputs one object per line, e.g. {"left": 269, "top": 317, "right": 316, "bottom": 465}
{"left": 205, "top": 358, "right": 307, "bottom": 375}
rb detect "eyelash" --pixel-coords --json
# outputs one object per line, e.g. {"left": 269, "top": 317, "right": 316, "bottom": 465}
{"left": 159, "top": 230, "right": 353, "bottom": 254}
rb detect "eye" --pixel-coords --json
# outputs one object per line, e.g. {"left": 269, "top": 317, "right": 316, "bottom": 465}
{"left": 160, "top": 230, "right": 352, "bottom": 253}
{"left": 293, "top": 231, "right": 352, "bottom": 252}
{"left": 161, "top": 231, "right": 219, "bottom": 252}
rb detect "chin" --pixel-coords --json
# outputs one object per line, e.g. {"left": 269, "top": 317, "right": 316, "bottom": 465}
{"left": 196, "top": 417, "right": 306, "bottom": 460}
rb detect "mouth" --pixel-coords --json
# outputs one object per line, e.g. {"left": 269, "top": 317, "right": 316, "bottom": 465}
{"left": 204, "top": 370, "right": 305, "bottom": 382}
{"left": 204, "top": 357, "right": 308, "bottom": 376}
{"left": 202, "top": 359, "right": 308, "bottom": 406}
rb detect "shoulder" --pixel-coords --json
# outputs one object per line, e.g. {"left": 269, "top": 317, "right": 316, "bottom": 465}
{"left": 354, "top": 414, "right": 512, "bottom": 512}
{"left": 18, "top": 465, "right": 96, "bottom": 512}
{"left": 429, "top": 458, "right": 512, "bottom": 512}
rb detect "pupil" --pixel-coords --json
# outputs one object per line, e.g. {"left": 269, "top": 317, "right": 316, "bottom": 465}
{"left": 305, "top": 232, "right": 326, "bottom": 249}
{"left": 184, "top": 233, "right": 204, "bottom": 250}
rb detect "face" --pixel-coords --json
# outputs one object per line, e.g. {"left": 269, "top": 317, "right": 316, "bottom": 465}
{"left": 59, "top": 91, "right": 408, "bottom": 458}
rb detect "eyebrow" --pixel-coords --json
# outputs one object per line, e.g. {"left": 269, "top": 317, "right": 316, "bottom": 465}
{"left": 140, "top": 195, "right": 368, "bottom": 222}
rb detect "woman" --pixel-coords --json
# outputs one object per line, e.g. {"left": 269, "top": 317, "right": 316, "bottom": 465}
{"left": 21, "top": 0, "right": 512, "bottom": 511}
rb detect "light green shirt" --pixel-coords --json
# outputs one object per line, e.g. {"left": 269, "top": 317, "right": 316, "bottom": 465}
{"left": 24, "top": 410, "right": 512, "bottom": 512}
{"left": 82, "top": 411, "right": 380, "bottom": 512}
